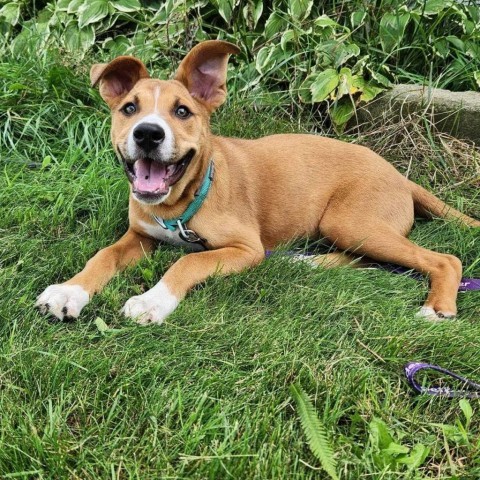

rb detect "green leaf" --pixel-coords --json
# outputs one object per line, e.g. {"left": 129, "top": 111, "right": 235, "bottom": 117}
{"left": 42, "top": 156, "right": 52, "bottom": 169}
{"left": 397, "top": 444, "right": 430, "bottom": 469}
{"left": 369, "top": 417, "right": 394, "bottom": 450}
{"left": 216, "top": 0, "right": 235, "bottom": 24}
{"left": 310, "top": 69, "right": 339, "bottom": 103}
{"left": 314, "top": 15, "right": 338, "bottom": 29}
{"left": 67, "top": 0, "right": 85, "bottom": 14}
{"left": 382, "top": 442, "right": 410, "bottom": 456}
{"left": 265, "top": 11, "right": 286, "bottom": 39}
{"left": 290, "top": 383, "right": 339, "bottom": 480}
{"left": 352, "top": 77, "right": 384, "bottom": 102}
{"left": 459, "top": 399, "right": 473, "bottom": 427}
{"left": 298, "top": 73, "right": 317, "bottom": 103}
{"left": 110, "top": 0, "right": 141, "bottom": 13}
{"left": 474, "top": 71, "right": 480, "bottom": 89}
{"left": 434, "top": 38, "right": 449, "bottom": 59}
{"left": 367, "top": 67, "right": 391, "bottom": 87}
{"left": 334, "top": 43, "right": 360, "bottom": 68}
{"left": 243, "top": 0, "right": 262, "bottom": 28}
{"left": 288, "top": 0, "right": 313, "bottom": 21}
{"left": 78, "top": 0, "right": 109, "bottom": 28}
{"left": 330, "top": 97, "right": 355, "bottom": 132}
{"left": 94, "top": 317, "right": 110, "bottom": 333}
{"left": 351, "top": 9, "right": 366, "bottom": 28}
{"left": 0, "top": 2, "right": 21, "bottom": 25}
{"left": 421, "top": 0, "right": 451, "bottom": 16}
{"left": 280, "top": 29, "right": 296, "bottom": 51}
{"left": 334, "top": 67, "right": 359, "bottom": 99}
{"left": 103, "top": 34, "right": 130, "bottom": 55}
{"left": 446, "top": 35, "right": 465, "bottom": 52}
{"left": 57, "top": 0, "right": 71, "bottom": 11}
{"left": 64, "top": 22, "right": 95, "bottom": 52}
{"left": 379, "top": 11, "right": 410, "bottom": 52}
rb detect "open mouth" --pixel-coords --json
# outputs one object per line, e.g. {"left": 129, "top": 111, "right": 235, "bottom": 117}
{"left": 121, "top": 149, "right": 195, "bottom": 199}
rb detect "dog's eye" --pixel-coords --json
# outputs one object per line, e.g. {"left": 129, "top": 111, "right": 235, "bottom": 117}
{"left": 175, "top": 105, "right": 191, "bottom": 119}
{"left": 122, "top": 102, "right": 137, "bottom": 116}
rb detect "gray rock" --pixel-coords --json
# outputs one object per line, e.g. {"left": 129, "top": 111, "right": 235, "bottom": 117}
{"left": 350, "top": 84, "right": 480, "bottom": 145}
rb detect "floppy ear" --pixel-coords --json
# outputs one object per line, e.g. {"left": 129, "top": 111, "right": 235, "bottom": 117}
{"left": 90, "top": 56, "right": 149, "bottom": 107}
{"left": 174, "top": 40, "right": 240, "bottom": 112}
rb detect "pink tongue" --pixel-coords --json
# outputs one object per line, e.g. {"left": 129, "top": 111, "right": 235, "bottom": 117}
{"left": 133, "top": 159, "right": 168, "bottom": 193}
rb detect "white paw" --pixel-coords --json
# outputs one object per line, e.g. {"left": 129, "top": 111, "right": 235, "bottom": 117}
{"left": 416, "top": 306, "right": 456, "bottom": 321}
{"left": 121, "top": 280, "right": 179, "bottom": 325}
{"left": 35, "top": 284, "right": 89, "bottom": 320}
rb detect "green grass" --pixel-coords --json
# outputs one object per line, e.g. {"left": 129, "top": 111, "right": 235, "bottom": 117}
{"left": 1, "top": 54, "right": 480, "bottom": 479}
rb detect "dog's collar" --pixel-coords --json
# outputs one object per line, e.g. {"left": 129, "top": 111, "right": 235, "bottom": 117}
{"left": 152, "top": 160, "right": 214, "bottom": 245}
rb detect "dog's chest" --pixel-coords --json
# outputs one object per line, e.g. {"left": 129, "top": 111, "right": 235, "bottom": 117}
{"left": 137, "top": 220, "right": 205, "bottom": 251}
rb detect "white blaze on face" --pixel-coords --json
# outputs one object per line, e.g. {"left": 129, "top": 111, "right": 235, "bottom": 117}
{"left": 127, "top": 113, "right": 175, "bottom": 162}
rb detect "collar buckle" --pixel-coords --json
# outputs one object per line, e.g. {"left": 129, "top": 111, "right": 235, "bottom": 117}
{"left": 176, "top": 220, "right": 204, "bottom": 244}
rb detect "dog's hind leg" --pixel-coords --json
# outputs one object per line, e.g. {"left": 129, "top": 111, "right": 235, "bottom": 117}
{"left": 320, "top": 219, "right": 462, "bottom": 319}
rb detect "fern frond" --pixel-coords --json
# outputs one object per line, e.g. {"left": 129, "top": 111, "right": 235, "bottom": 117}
{"left": 290, "top": 383, "right": 339, "bottom": 480}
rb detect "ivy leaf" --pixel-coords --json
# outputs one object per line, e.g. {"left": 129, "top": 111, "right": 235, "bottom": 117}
{"left": 78, "top": 0, "right": 109, "bottom": 28}
{"left": 310, "top": 69, "right": 339, "bottom": 103}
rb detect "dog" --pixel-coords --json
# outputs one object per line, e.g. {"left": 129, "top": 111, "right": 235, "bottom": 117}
{"left": 36, "top": 40, "right": 480, "bottom": 324}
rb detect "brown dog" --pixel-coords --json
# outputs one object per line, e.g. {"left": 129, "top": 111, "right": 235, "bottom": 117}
{"left": 36, "top": 40, "right": 480, "bottom": 324}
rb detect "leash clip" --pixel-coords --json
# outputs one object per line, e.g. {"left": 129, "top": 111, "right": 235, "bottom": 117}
{"left": 405, "top": 362, "right": 480, "bottom": 398}
{"left": 176, "top": 220, "right": 204, "bottom": 244}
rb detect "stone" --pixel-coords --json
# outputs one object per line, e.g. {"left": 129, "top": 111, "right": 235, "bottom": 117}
{"left": 349, "top": 84, "right": 480, "bottom": 145}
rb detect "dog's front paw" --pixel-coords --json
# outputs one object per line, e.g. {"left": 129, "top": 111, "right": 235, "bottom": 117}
{"left": 121, "top": 281, "right": 179, "bottom": 325}
{"left": 35, "top": 284, "right": 89, "bottom": 321}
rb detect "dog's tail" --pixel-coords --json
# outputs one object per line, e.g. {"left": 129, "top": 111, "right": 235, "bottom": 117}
{"left": 410, "top": 181, "right": 480, "bottom": 227}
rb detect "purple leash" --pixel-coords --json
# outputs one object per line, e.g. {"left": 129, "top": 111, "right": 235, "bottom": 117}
{"left": 264, "top": 250, "right": 480, "bottom": 292}
{"left": 404, "top": 362, "right": 480, "bottom": 398}
{"left": 265, "top": 250, "right": 480, "bottom": 397}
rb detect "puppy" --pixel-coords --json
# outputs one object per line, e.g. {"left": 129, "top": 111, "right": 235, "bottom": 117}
{"left": 36, "top": 40, "right": 480, "bottom": 324}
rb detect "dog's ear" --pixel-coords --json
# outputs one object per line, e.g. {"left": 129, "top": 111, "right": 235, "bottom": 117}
{"left": 174, "top": 40, "right": 240, "bottom": 112}
{"left": 90, "top": 56, "right": 149, "bottom": 107}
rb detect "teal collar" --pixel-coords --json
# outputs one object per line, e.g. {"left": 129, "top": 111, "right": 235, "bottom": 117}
{"left": 152, "top": 160, "right": 214, "bottom": 244}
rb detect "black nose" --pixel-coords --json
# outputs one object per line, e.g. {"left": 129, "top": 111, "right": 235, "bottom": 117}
{"left": 133, "top": 123, "right": 165, "bottom": 152}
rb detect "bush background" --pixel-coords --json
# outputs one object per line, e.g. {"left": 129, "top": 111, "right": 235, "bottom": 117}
{"left": 1, "top": 0, "right": 480, "bottom": 130}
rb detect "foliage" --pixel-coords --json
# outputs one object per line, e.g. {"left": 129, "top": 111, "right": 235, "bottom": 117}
{"left": 1, "top": 0, "right": 479, "bottom": 131}
{"left": 290, "top": 383, "right": 339, "bottom": 479}
{"left": 368, "top": 417, "right": 430, "bottom": 472}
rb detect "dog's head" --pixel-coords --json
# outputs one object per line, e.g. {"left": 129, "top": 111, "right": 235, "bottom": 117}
{"left": 90, "top": 40, "right": 240, "bottom": 205}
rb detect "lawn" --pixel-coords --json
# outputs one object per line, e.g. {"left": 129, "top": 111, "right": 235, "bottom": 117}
{"left": 0, "top": 54, "right": 479, "bottom": 479}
